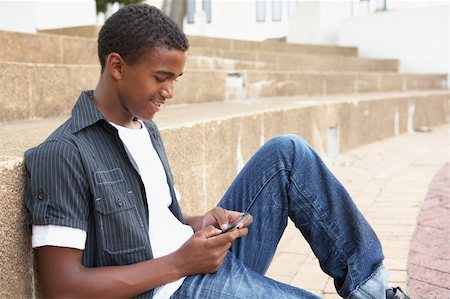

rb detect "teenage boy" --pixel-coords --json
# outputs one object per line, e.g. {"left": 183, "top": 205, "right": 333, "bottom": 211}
{"left": 25, "top": 4, "right": 409, "bottom": 299}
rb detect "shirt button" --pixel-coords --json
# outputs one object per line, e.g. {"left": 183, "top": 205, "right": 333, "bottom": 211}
{"left": 37, "top": 190, "right": 46, "bottom": 200}
{"left": 117, "top": 198, "right": 123, "bottom": 207}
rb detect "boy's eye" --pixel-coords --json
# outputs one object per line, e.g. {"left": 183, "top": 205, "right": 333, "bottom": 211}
{"left": 155, "top": 76, "right": 166, "bottom": 83}
{"left": 155, "top": 76, "right": 178, "bottom": 83}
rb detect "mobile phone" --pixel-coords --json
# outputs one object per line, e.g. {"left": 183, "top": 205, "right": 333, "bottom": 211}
{"left": 221, "top": 212, "right": 250, "bottom": 234}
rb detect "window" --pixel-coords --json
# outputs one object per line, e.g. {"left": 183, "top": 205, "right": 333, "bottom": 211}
{"left": 187, "top": 0, "right": 195, "bottom": 24}
{"left": 272, "top": 0, "right": 282, "bottom": 22}
{"left": 202, "top": 0, "right": 212, "bottom": 23}
{"left": 256, "top": 0, "right": 266, "bottom": 22}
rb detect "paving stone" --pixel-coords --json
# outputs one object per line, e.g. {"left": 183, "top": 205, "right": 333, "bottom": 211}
{"left": 265, "top": 252, "right": 308, "bottom": 277}
{"left": 408, "top": 164, "right": 450, "bottom": 298}
{"left": 323, "top": 294, "right": 342, "bottom": 299}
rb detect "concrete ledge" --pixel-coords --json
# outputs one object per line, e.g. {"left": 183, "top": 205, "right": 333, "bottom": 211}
{"left": 0, "top": 31, "right": 398, "bottom": 71}
{"left": 0, "top": 62, "right": 99, "bottom": 121}
{"left": 39, "top": 26, "right": 101, "bottom": 38}
{"left": 0, "top": 30, "right": 98, "bottom": 65}
{"left": 187, "top": 49, "right": 399, "bottom": 72}
{"left": 1, "top": 90, "right": 449, "bottom": 298}
{"left": 188, "top": 35, "right": 358, "bottom": 56}
{"left": 1, "top": 61, "right": 446, "bottom": 121}
{"left": 37, "top": 27, "right": 358, "bottom": 56}
{"left": 0, "top": 31, "right": 377, "bottom": 68}
{"left": 0, "top": 158, "right": 33, "bottom": 299}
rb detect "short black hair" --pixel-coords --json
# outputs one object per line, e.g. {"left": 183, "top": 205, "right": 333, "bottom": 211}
{"left": 98, "top": 4, "right": 189, "bottom": 72}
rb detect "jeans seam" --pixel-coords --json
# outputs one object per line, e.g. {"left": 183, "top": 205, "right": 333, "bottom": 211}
{"left": 290, "top": 139, "right": 347, "bottom": 251}
{"left": 249, "top": 163, "right": 349, "bottom": 261}
{"left": 244, "top": 167, "right": 289, "bottom": 213}
{"left": 250, "top": 163, "right": 349, "bottom": 271}
{"left": 290, "top": 177, "right": 349, "bottom": 259}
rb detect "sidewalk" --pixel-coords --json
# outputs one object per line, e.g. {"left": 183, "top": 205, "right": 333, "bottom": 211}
{"left": 266, "top": 125, "right": 450, "bottom": 298}
{"left": 408, "top": 163, "right": 450, "bottom": 298}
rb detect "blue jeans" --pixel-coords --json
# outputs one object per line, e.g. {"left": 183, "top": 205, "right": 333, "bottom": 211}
{"left": 171, "top": 135, "right": 388, "bottom": 299}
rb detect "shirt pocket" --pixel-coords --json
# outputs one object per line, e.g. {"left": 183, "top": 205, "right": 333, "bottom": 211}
{"left": 94, "top": 189, "right": 148, "bottom": 255}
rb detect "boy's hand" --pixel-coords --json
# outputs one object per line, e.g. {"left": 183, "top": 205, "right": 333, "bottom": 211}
{"left": 200, "top": 207, "right": 253, "bottom": 232}
{"left": 171, "top": 224, "right": 247, "bottom": 275}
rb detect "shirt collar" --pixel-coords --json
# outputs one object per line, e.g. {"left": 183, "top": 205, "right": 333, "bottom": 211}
{"left": 69, "top": 90, "right": 106, "bottom": 133}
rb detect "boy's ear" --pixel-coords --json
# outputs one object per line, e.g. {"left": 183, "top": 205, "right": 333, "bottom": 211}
{"left": 106, "top": 53, "right": 124, "bottom": 80}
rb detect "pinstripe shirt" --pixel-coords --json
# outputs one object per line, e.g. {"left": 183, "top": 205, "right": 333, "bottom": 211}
{"left": 24, "top": 90, "right": 184, "bottom": 298}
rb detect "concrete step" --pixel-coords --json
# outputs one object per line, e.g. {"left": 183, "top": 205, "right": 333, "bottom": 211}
{"left": 187, "top": 49, "right": 399, "bottom": 72}
{"left": 1, "top": 31, "right": 390, "bottom": 73}
{"left": 0, "top": 61, "right": 447, "bottom": 121}
{"left": 0, "top": 30, "right": 395, "bottom": 73}
{"left": 0, "top": 62, "right": 99, "bottom": 121}
{"left": 38, "top": 26, "right": 359, "bottom": 56}
{"left": 1, "top": 90, "right": 449, "bottom": 207}
{"left": 186, "top": 56, "right": 272, "bottom": 71}
{"left": 1, "top": 90, "right": 448, "bottom": 298}
{"left": 0, "top": 30, "right": 97, "bottom": 65}
{"left": 187, "top": 35, "right": 358, "bottom": 56}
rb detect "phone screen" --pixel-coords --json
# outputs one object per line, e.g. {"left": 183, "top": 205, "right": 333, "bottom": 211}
{"left": 221, "top": 212, "right": 250, "bottom": 234}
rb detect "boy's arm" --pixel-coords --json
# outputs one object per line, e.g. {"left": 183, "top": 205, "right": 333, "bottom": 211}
{"left": 37, "top": 225, "right": 247, "bottom": 298}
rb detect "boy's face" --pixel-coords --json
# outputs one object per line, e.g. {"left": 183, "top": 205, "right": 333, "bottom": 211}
{"left": 115, "top": 46, "right": 186, "bottom": 121}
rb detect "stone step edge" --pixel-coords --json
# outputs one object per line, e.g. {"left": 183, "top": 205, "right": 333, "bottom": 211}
{"left": 0, "top": 30, "right": 358, "bottom": 68}
{"left": 188, "top": 35, "right": 358, "bottom": 52}
{"left": 1, "top": 60, "right": 446, "bottom": 76}
{"left": 186, "top": 49, "right": 394, "bottom": 63}
{"left": 2, "top": 89, "right": 449, "bottom": 166}
{"left": 0, "top": 47, "right": 396, "bottom": 67}
{"left": 155, "top": 90, "right": 450, "bottom": 129}
{"left": 186, "top": 55, "right": 397, "bottom": 70}
{"left": 34, "top": 29, "right": 359, "bottom": 55}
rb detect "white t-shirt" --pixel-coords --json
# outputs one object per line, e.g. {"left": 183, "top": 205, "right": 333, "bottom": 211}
{"left": 32, "top": 120, "right": 194, "bottom": 298}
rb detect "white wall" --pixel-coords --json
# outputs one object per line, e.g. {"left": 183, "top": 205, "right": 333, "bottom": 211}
{"left": 183, "top": 0, "right": 290, "bottom": 41}
{"left": 287, "top": 1, "right": 352, "bottom": 45}
{"left": 0, "top": 1, "right": 35, "bottom": 32}
{"left": 338, "top": 3, "right": 449, "bottom": 85}
{"left": 286, "top": 0, "right": 391, "bottom": 46}
{"left": 0, "top": 0, "right": 96, "bottom": 33}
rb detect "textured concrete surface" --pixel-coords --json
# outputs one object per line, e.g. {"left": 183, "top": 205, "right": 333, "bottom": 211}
{"left": 266, "top": 125, "right": 450, "bottom": 298}
{"left": 187, "top": 47, "right": 398, "bottom": 72}
{"left": 1, "top": 90, "right": 448, "bottom": 161}
{"left": 408, "top": 163, "right": 450, "bottom": 299}
{"left": 0, "top": 159, "right": 34, "bottom": 299}
{"left": 39, "top": 25, "right": 101, "bottom": 38}
{"left": 1, "top": 92, "right": 448, "bottom": 211}
{"left": 0, "top": 30, "right": 361, "bottom": 66}
{"left": 186, "top": 35, "right": 358, "bottom": 56}
{"left": 0, "top": 34, "right": 396, "bottom": 73}
{"left": 0, "top": 30, "right": 97, "bottom": 64}
{"left": 0, "top": 62, "right": 99, "bottom": 121}
{"left": 1, "top": 60, "right": 447, "bottom": 121}
{"left": 39, "top": 26, "right": 359, "bottom": 56}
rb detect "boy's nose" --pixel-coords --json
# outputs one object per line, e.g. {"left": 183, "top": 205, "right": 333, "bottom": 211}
{"left": 160, "top": 82, "right": 174, "bottom": 99}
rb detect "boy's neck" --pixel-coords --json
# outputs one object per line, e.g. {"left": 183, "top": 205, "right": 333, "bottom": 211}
{"left": 93, "top": 80, "right": 140, "bottom": 129}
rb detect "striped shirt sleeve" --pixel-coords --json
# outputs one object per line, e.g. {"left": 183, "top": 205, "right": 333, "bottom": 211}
{"left": 25, "top": 140, "right": 90, "bottom": 231}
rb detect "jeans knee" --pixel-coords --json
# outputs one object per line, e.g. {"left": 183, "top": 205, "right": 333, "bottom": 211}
{"left": 266, "top": 134, "right": 310, "bottom": 156}
{"left": 268, "top": 134, "right": 308, "bottom": 148}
